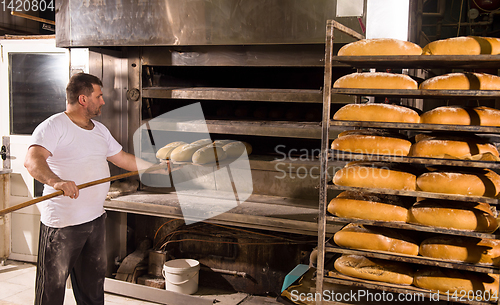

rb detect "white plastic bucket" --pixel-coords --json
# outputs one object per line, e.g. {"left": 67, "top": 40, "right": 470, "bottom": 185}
{"left": 162, "top": 259, "right": 200, "bottom": 294}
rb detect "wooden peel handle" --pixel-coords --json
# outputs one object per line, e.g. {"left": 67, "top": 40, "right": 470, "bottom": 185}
{"left": 0, "top": 163, "right": 170, "bottom": 216}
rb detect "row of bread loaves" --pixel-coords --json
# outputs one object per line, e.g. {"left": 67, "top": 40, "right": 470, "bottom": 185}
{"left": 333, "top": 162, "right": 500, "bottom": 198}
{"left": 337, "top": 36, "right": 500, "bottom": 56}
{"left": 333, "top": 254, "right": 499, "bottom": 300}
{"left": 329, "top": 191, "right": 499, "bottom": 233}
{"left": 155, "top": 139, "right": 252, "bottom": 164}
{"left": 334, "top": 103, "right": 500, "bottom": 127}
{"left": 333, "top": 71, "right": 500, "bottom": 91}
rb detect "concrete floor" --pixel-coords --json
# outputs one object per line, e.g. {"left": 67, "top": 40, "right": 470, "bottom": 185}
{"left": 0, "top": 260, "right": 282, "bottom": 305}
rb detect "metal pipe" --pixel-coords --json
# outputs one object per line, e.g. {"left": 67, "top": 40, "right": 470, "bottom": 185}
{"left": 200, "top": 266, "right": 248, "bottom": 278}
{"left": 422, "top": 0, "right": 447, "bottom": 17}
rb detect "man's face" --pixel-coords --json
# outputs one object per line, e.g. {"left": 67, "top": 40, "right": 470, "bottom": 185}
{"left": 85, "top": 84, "right": 105, "bottom": 117}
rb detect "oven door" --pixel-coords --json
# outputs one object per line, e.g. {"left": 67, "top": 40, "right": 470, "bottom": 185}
{"left": 0, "top": 37, "right": 69, "bottom": 262}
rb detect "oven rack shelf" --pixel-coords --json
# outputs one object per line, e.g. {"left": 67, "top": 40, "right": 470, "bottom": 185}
{"left": 105, "top": 191, "right": 342, "bottom": 236}
{"left": 327, "top": 184, "right": 499, "bottom": 205}
{"left": 329, "top": 149, "right": 500, "bottom": 169}
{"left": 331, "top": 88, "right": 500, "bottom": 99}
{"left": 325, "top": 244, "right": 500, "bottom": 274}
{"left": 143, "top": 86, "right": 357, "bottom": 104}
{"left": 333, "top": 54, "right": 500, "bottom": 69}
{"left": 143, "top": 118, "right": 329, "bottom": 139}
{"left": 327, "top": 215, "right": 500, "bottom": 239}
{"left": 322, "top": 271, "right": 496, "bottom": 305}
{"left": 330, "top": 120, "right": 500, "bottom": 134}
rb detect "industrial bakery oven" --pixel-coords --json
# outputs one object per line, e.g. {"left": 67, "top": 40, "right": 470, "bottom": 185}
{"left": 54, "top": 0, "right": 390, "bottom": 295}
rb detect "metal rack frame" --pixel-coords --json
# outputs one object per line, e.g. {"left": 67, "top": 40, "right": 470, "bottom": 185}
{"left": 317, "top": 20, "right": 500, "bottom": 305}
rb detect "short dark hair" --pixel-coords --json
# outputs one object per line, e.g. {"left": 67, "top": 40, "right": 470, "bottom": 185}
{"left": 66, "top": 73, "right": 103, "bottom": 105}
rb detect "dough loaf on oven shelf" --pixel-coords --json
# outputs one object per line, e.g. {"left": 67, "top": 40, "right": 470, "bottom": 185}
{"left": 333, "top": 223, "right": 419, "bottom": 256}
{"left": 192, "top": 144, "right": 227, "bottom": 165}
{"left": 333, "top": 72, "right": 418, "bottom": 90}
{"left": 408, "top": 199, "right": 498, "bottom": 232}
{"left": 333, "top": 103, "right": 420, "bottom": 123}
{"left": 334, "top": 254, "right": 414, "bottom": 285}
{"left": 156, "top": 141, "right": 187, "bottom": 160}
{"left": 328, "top": 191, "right": 410, "bottom": 222}
{"left": 337, "top": 38, "right": 422, "bottom": 56}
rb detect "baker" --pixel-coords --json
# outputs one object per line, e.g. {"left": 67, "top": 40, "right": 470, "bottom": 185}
{"left": 24, "top": 73, "right": 155, "bottom": 305}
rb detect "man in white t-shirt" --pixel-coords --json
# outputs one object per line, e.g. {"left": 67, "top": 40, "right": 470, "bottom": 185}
{"left": 24, "top": 73, "right": 152, "bottom": 305}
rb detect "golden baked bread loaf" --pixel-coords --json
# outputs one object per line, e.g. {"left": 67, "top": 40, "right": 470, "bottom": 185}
{"left": 408, "top": 135, "right": 499, "bottom": 159}
{"left": 408, "top": 199, "right": 498, "bottom": 232}
{"left": 338, "top": 38, "right": 422, "bottom": 56}
{"left": 156, "top": 141, "right": 187, "bottom": 159}
{"left": 333, "top": 223, "right": 419, "bottom": 255}
{"left": 334, "top": 255, "right": 414, "bottom": 285}
{"left": 419, "top": 72, "right": 500, "bottom": 90}
{"left": 333, "top": 72, "right": 418, "bottom": 90}
{"left": 333, "top": 162, "right": 417, "bottom": 191}
{"left": 416, "top": 168, "right": 500, "bottom": 197}
{"left": 192, "top": 144, "right": 227, "bottom": 165}
{"left": 333, "top": 103, "right": 420, "bottom": 123}
{"left": 414, "top": 267, "right": 498, "bottom": 300}
{"left": 422, "top": 36, "right": 500, "bottom": 55}
{"left": 420, "top": 106, "right": 500, "bottom": 126}
{"left": 328, "top": 191, "right": 410, "bottom": 222}
{"left": 422, "top": 36, "right": 482, "bottom": 55}
{"left": 420, "top": 235, "right": 500, "bottom": 265}
{"left": 222, "top": 141, "right": 252, "bottom": 158}
{"left": 471, "top": 36, "right": 500, "bottom": 54}
{"left": 331, "top": 130, "right": 411, "bottom": 156}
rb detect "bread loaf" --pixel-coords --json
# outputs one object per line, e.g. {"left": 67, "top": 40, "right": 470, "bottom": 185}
{"left": 414, "top": 267, "right": 498, "bottom": 300}
{"left": 334, "top": 224, "right": 419, "bottom": 255}
{"left": 333, "top": 72, "right": 418, "bottom": 90}
{"left": 408, "top": 135, "right": 499, "bottom": 159}
{"left": 213, "top": 140, "right": 235, "bottom": 146}
{"left": 331, "top": 130, "right": 411, "bottom": 156}
{"left": 222, "top": 141, "right": 252, "bottom": 158}
{"left": 328, "top": 191, "right": 409, "bottom": 222}
{"left": 422, "top": 36, "right": 482, "bottom": 55}
{"left": 156, "top": 141, "right": 187, "bottom": 159}
{"left": 338, "top": 38, "right": 422, "bottom": 56}
{"left": 416, "top": 168, "right": 500, "bottom": 197}
{"left": 422, "top": 36, "right": 500, "bottom": 55}
{"left": 334, "top": 255, "right": 414, "bottom": 285}
{"left": 420, "top": 235, "right": 500, "bottom": 265}
{"left": 420, "top": 106, "right": 500, "bottom": 126}
{"left": 333, "top": 162, "right": 417, "bottom": 191}
{"left": 419, "top": 72, "right": 500, "bottom": 90}
{"left": 408, "top": 199, "right": 498, "bottom": 232}
{"left": 333, "top": 103, "right": 420, "bottom": 123}
{"left": 170, "top": 139, "right": 213, "bottom": 162}
{"left": 192, "top": 144, "right": 227, "bottom": 165}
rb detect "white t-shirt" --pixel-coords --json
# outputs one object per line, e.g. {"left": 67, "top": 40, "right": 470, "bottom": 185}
{"left": 30, "top": 113, "right": 122, "bottom": 228}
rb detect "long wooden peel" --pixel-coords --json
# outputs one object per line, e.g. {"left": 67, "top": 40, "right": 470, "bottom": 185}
{"left": 0, "top": 162, "right": 172, "bottom": 216}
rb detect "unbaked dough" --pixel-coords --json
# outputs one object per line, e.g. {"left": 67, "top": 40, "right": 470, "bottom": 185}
{"left": 192, "top": 144, "right": 227, "bottom": 164}
{"left": 156, "top": 141, "right": 187, "bottom": 159}
{"left": 222, "top": 141, "right": 252, "bottom": 158}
